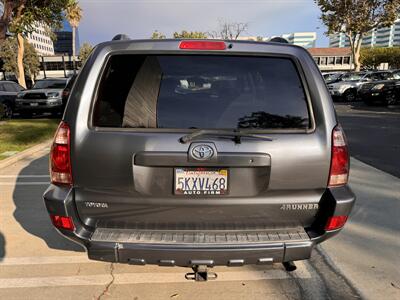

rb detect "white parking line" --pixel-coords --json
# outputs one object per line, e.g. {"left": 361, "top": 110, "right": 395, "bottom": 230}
{"left": 0, "top": 256, "right": 97, "bottom": 266}
{"left": 0, "top": 269, "right": 311, "bottom": 289}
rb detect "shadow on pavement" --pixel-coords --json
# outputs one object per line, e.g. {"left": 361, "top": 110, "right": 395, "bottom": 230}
{"left": 0, "top": 232, "right": 5, "bottom": 261}
{"left": 337, "top": 111, "right": 400, "bottom": 178}
{"left": 12, "top": 154, "right": 83, "bottom": 252}
{"left": 349, "top": 102, "right": 400, "bottom": 113}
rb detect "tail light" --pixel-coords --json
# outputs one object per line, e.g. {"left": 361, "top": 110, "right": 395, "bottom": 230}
{"left": 179, "top": 40, "right": 227, "bottom": 50}
{"left": 62, "top": 89, "right": 70, "bottom": 98}
{"left": 50, "top": 214, "right": 75, "bottom": 231}
{"left": 325, "top": 215, "right": 348, "bottom": 231}
{"left": 50, "top": 121, "right": 72, "bottom": 185}
{"left": 328, "top": 125, "right": 349, "bottom": 187}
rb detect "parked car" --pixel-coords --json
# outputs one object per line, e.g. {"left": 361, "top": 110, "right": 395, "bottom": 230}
{"left": 0, "top": 80, "right": 25, "bottom": 119}
{"left": 15, "top": 78, "right": 69, "bottom": 117}
{"left": 323, "top": 72, "right": 344, "bottom": 84}
{"left": 327, "top": 71, "right": 393, "bottom": 102}
{"left": 358, "top": 71, "right": 400, "bottom": 106}
{"left": 3, "top": 75, "right": 34, "bottom": 89}
{"left": 62, "top": 75, "right": 78, "bottom": 107}
{"left": 43, "top": 39, "right": 355, "bottom": 277}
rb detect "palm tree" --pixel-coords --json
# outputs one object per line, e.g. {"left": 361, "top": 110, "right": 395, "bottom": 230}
{"left": 65, "top": 0, "right": 82, "bottom": 74}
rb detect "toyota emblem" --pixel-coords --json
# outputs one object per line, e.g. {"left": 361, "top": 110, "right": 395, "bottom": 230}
{"left": 191, "top": 145, "right": 214, "bottom": 160}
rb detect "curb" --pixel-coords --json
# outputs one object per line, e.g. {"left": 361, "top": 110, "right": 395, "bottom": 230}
{"left": 0, "top": 140, "right": 52, "bottom": 170}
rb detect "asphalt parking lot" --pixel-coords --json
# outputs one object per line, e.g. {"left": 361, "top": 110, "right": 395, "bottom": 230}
{"left": 0, "top": 103, "right": 399, "bottom": 300}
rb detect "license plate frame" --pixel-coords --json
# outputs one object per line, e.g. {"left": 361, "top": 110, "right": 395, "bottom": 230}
{"left": 174, "top": 168, "right": 229, "bottom": 196}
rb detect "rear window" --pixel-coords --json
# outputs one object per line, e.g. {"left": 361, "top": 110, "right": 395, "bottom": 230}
{"left": 33, "top": 80, "right": 67, "bottom": 89}
{"left": 93, "top": 55, "right": 310, "bottom": 130}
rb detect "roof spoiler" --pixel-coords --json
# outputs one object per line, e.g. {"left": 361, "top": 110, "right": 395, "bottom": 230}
{"left": 112, "top": 34, "right": 130, "bottom": 41}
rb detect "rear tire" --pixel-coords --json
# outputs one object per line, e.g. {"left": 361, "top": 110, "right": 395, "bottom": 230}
{"left": 386, "top": 93, "right": 396, "bottom": 106}
{"left": 0, "top": 103, "right": 13, "bottom": 120}
{"left": 343, "top": 89, "right": 357, "bottom": 102}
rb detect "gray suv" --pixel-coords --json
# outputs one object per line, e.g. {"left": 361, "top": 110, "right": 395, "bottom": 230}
{"left": 43, "top": 39, "right": 355, "bottom": 276}
{"left": 15, "top": 78, "right": 69, "bottom": 116}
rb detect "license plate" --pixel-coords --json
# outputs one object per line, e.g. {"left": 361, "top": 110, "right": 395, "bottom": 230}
{"left": 30, "top": 103, "right": 39, "bottom": 106}
{"left": 175, "top": 168, "right": 228, "bottom": 195}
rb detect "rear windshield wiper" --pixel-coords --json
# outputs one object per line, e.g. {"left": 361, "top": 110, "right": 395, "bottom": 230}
{"left": 179, "top": 129, "right": 273, "bottom": 144}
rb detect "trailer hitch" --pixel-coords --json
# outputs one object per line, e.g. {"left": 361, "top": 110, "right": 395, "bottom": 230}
{"left": 185, "top": 265, "right": 217, "bottom": 281}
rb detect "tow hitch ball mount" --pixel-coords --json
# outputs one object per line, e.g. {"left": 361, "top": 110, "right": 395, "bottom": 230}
{"left": 185, "top": 265, "right": 217, "bottom": 282}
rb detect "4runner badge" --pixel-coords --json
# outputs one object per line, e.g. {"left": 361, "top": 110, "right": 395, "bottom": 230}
{"left": 280, "top": 204, "right": 319, "bottom": 210}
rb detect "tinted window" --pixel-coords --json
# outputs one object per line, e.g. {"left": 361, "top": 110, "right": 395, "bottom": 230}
{"left": 341, "top": 73, "right": 365, "bottom": 81}
{"left": 3, "top": 83, "right": 15, "bottom": 92}
{"left": 366, "top": 72, "right": 391, "bottom": 81}
{"left": 93, "top": 55, "right": 310, "bottom": 130}
{"left": 392, "top": 72, "right": 400, "bottom": 79}
{"left": 4, "top": 82, "right": 24, "bottom": 92}
{"left": 33, "top": 80, "right": 67, "bottom": 89}
{"left": 12, "top": 83, "right": 25, "bottom": 92}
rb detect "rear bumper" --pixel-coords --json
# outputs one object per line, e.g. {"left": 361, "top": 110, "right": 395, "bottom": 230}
{"left": 43, "top": 185, "right": 355, "bottom": 266}
{"left": 87, "top": 240, "right": 314, "bottom": 266}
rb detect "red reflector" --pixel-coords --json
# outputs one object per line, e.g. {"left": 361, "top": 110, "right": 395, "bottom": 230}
{"left": 50, "top": 122, "right": 72, "bottom": 185}
{"left": 50, "top": 215, "right": 75, "bottom": 231}
{"left": 328, "top": 125, "right": 349, "bottom": 187}
{"left": 325, "top": 215, "right": 348, "bottom": 231}
{"left": 179, "top": 40, "right": 226, "bottom": 50}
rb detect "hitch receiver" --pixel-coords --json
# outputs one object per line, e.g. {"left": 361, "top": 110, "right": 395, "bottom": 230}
{"left": 185, "top": 265, "right": 217, "bottom": 281}
{"left": 283, "top": 261, "right": 297, "bottom": 272}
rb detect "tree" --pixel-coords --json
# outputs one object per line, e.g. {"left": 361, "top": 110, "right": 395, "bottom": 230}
{"left": 1, "top": 0, "right": 69, "bottom": 87}
{"left": 0, "top": 1, "right": 13, "bottom": 43}
{"left": 151, "top": 30, "right": 166, "bottom": 39}
{"left": 79, "top": 42, "right": 93, "bottom": 65}
{"left": 208, "top": 19, "right": 248, "bottom": 40}
{"left": 360, "top": 47, "right": 400, "bottom": 69}
{"left": 23, "top": 38, "right": 40, "bottom": 84}
{"left": 173, "top": 30, "right": 208, "bottom": 39}
{"left": 315, "top": 0, "right": 400, "bottom": 71}
{"left": 65, "top": 0, "right": 83, "bottom": 75}
{"left": 0, "top": 36, "right": 39, "bottom": 83}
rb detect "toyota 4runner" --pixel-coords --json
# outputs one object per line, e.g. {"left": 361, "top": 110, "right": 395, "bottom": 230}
{"left": 43, "top": 39, "right": 355, "bottom": 276}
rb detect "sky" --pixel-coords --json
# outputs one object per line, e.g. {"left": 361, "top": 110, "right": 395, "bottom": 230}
{"left": 77, "top": 0, "right": 329, "bottom": 47}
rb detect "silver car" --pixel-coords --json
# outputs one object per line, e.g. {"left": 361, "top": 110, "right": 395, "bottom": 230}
{"left": 327, "top": 71, "right": 394, "bottom": 102}
{"left": 43, "top": 39, "right": 355, "bottom": 279}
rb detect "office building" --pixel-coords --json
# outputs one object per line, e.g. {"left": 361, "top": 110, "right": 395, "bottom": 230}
{"left": 238, "top": 32, "right": 317, "bottom": 48}
{"left": 54, "top": 20, "right": 79, "bottom": 55}
{"left": 26, "top": 23, "right": 55, "bottom": 56}
{"left": 281, "top": 32, "right": 317, "bottom": 48}
{"left": 308, "top": 48, "right": 353, "bottom": 71}
{"left": 329, "top": 16, "right": 400, "bottom": 48}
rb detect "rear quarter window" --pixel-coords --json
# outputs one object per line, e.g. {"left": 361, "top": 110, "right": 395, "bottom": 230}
{"left": 93, "top": 55, "right": 310, "bottom": 130}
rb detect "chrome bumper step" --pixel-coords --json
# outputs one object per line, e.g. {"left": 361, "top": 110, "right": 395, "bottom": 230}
{"left": 90, "top": 227, "right": 310, "bottom": 244}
